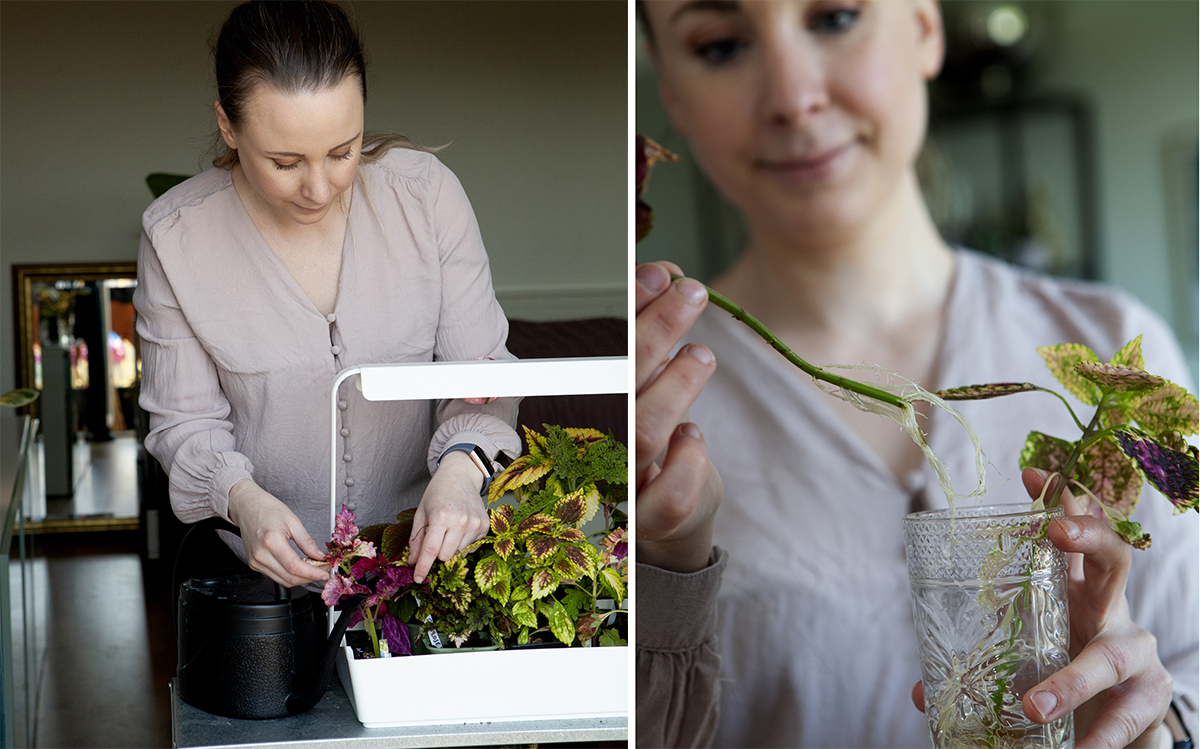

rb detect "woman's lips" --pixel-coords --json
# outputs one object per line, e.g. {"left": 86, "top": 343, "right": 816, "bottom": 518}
{"left": 292, "top": 202, "right": 326, "bottom": 214}
{"left": 757, "top": 142, "right": 853, "bottom": 185}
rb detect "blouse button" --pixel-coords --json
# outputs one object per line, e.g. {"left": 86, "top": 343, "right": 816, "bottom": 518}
{"left": 326, "top": 313, "right": 337, "bottom": 323}
{"left": 347, "top": 501, "right": 356, "bottom": 511}
{"left": 343, "top": 454, "right": 352, "bottom": 463}
{"left": 331, "top": 345, "right": 342, "bottom": 356}
{"left": 338, "top": 400, "right": 348, "bottom": 411}
{"left": 345, "top": 478, "right": 355, "bottom": 487}
{"left": 340, "top": 428, "right": 350, "bottom": 437}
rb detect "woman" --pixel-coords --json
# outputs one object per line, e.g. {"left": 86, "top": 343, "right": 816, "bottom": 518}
{"left": 135, "top": 0, "right": 519, "bottom": 588}
{"left": 635, "top": 2, "right": 1196, "bottom": 747}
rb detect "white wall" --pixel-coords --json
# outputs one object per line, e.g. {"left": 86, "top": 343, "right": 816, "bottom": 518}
{"left": 1, "top": 0, "right": 628, "bottom": 397}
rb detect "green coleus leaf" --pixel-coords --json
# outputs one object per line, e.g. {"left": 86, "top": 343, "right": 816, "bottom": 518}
{"left": 493, "top": 536, "right": 515, "bottom": 561}
{"left": 0, "top": 388, "right": 39, "bottom": 408}
{"left": 1115, "top": 428, "right": 1199, "bottom": 514}
{"left": 1074, "top": 362, "right": 1164, "bottom": 393}
{"left": 545, "top": 598, "right": 575, "bottom": 646}
{"left": 510, "top": 599, "right": 538, "bottom": 628}
{"left": 596, "top": 629, "right": 626, "bottom": 647}
{"left": 490, "top": 508, "right": 511, "bottom": 535}
{"left": 530, "top": 568, "right": 559, "bottom": 600}
{"left": 552, "top": 547, "right": 590, "bottom": 581}
{"left": 487, "top": 456, "right": 551, "bottom": 502}
{"left": 474, "top": 554, "right": 510, "bottom": 601}
{"left": 599, "top": 567, "right": 626, "bottom": 602}
{"left": 935, "top": 382, "right": 1039, "bottom": 401}
{"left": 1020, "top": 431, "right": 1076, "bottom": 476}
{"left": 1114, "top": 520, "right": 1151, "bottom": 550}
{"left": 516, "top": 513, "right": 556, "bottom": 537}
{"left": 560, "top": 543, "right": 596, "bottom": 579}
{"left": 1109, "top": 335, "right": 1145, "bottom": 370}
{"left": 553, "top": 493, "right": 586, "bottom": 525}
{"left": 1128, "top": 382, "right": 1200, "bottom": 437}
{"left": 1039, "top": 343, "right": 1101, "bottom": 405}
{"left": 527, "top": 536, "right": 558, "bottom": 561}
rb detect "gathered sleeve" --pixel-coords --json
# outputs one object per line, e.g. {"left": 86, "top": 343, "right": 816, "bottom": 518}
{"left": 421, "top": 156, "right": 521, "bottom": 473}
{"left": 134, "top": 227, "right": 253, "bottom": 523}
{"left": 636, "top": 548, "right": 728, "bottom": 749}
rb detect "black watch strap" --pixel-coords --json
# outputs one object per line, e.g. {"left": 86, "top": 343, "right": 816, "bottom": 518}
{"left": 1170, "top": 702, "right": 1193, "bottom": 749}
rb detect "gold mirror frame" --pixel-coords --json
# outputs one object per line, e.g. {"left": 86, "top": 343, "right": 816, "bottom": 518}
{"left": 11, "top": 261, "right": 138, "bottom": 417}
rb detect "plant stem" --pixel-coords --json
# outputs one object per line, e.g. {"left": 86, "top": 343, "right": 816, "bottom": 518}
{"left": 1049, "top": 393, "right": 1109, "bottom": 507}
{"left": 685, "top": 279, "right": 908, "bottom": 409}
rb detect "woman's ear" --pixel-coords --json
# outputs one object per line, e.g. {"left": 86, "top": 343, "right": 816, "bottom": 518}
{"left": 215, "top": 102, "right": 237, "bottom": 149}
{"left": 913, "top": 0, "right": 946, "bottom": 81}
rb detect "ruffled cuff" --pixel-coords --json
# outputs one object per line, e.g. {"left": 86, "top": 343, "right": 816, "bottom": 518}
{"left": 636, "top": 547, "right": 727, "bottom": 651}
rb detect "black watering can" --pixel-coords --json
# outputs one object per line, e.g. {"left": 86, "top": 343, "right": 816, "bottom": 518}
{"left": 175, "top": 517, "right": 365, "bottom": 719}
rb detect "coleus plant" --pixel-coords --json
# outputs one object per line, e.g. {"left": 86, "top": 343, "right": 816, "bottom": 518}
{"left": 636, "top": 134, "right": 1199, "bottom": 541}
{"left": 321, "top": 425, "right": 628, "bottom": 657}
{"left": 937, "top": 336, "right": 1199, "bottom": 548}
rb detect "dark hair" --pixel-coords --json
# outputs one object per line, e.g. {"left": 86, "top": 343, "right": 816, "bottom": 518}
{"left": 635, "top": 1, "right": 652, "bottom": 44}
{"left": 212, "top": 0, "right": 421, "bottom": 168}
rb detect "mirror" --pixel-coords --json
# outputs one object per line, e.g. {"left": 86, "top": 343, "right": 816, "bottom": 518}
{"left": 12, "top": 262, "right": 140, "bottom": 524}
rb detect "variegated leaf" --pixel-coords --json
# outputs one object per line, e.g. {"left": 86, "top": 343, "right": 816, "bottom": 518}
{"left": 381, "top": 520, "right": 413, "bottom": 561}
{"left": 1081, "top": 436, "right": 1142, "bottom": 517}
{"left": 575, "top": 610, "right": 609, "bottom": 643}
{"left": 553, "top": 494, "right": 586, "bottom": 525}
{"left": 527, "top": 536, "right": 558, "bottom": 560}
{"left": 600, "top": 567, "right": 626, "bottom": 602}
{"left": 562, "top": 543, "right": 596, "bottom": 576}
{"left": 1019, "top": 431, "right": 1075, "bottom": 476}
{"left": 1039, "top": 343, "right": 1101, "bottom": 405}
{"left": 556, "top": 527, "right": 586, "bottom": 543}
{"left": 490, "top": 508, "right": 511, "bottom": 535}
{"left": 474, "top": 554, "right": 506, "bottom": 593}
{"left": 935, "top": 382, "right": 1039, "bottom": 401}
{"left": 530, "top": 568, "right": 559, "bottom": 599}
{"left": 553, "top": 545, "right": 592, "bottom": 580}
{"left": 1129, "top": 382, "right": 1200, "bottom": 436}
{"left": 516, "top": 513, "right": 556, "bottom": 537}
{"left": 1074, "top": 362, "right": 1164, "bottom": 393}
{"left": 565, "top": 426, "right": 606, "bottom": 445}
{"left": 1116, "top": 428, "right": 1199, "bottom": 513}
{"left": 510, "top": 599, "right": 538, "bottom": 628}
{"left": 1109, "top": 335, "right": 1145, "bottom": 370}
{"left": 488, "top": 457, "right": 551, "bottom": 501}
{"left": 546, "top": 598, "right": 575, "bottom": 646}
{"left": 579, "top": 485, "right": 601, "bottom": 526}
{"left": 493, "top": 536, "right": 515, "bottom": 561}
{"left": 523, "top": 424, "right": 549, "bottom": 458}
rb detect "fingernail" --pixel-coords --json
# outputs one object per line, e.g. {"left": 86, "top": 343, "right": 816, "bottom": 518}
{"left": 1030, "top": 690, "right": 1058, "bottom": 720}
{"left": 636, "top": 263, "right": 669, "bottom": 293}
{"left": 676, "top": 278, "right": 707, "bottom": 306}
{"left": 1058, "top": 517, "right": 1081, "bottom": 539}
{"left": 680, "top": 422, "right": 703, "bottom": 440}
{"left": 684, "top": 343, "right": 714, "bottom": 365}
{"left": 1031, "top": 468, "right": 1049, "bottom": 479}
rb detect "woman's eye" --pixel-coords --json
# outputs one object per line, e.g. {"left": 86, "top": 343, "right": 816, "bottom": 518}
{"left": 811, "top": 7, "right": 861, "bottom": 33}
{"left": 273, "top": 161, "right": 300, "bottom": 171}
{"left": 693, "top": 36, "right": 748, "bottom": 65}
{"left": 332, "top": 150, "right": 354, "bottom": 162}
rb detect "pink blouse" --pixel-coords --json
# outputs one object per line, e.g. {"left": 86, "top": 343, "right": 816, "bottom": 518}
{"left": 134, "top": 148, "right": 520, "bottom": 553}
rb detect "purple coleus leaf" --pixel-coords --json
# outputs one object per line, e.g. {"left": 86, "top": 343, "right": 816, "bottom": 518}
{"left": 332, "top": 504, "right": 360, "bottom": 547}
{"left": 380, "top": 611, "right": 411, "bottom": 656}
{"left": 322, "top": 573, "right": 370, "bottom": 608}
{"left": 1115, "top": 428, "right": 1199, "bottom": 513}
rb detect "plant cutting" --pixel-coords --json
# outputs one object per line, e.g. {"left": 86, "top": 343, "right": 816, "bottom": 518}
{"left": 321, "top": 424, "right": 628, "bottom": 659}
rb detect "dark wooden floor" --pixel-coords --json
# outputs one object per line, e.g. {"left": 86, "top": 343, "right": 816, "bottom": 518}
{"left": 23, "top": 530, "right": 175, "bottom": 749}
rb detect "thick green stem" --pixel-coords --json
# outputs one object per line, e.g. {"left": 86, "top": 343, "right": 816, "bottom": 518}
{"left": 687, "top": 280, "right": 908, "bottom": 410}
{"left": 1049, "top": 394, "right": 1108, "bottom": 507}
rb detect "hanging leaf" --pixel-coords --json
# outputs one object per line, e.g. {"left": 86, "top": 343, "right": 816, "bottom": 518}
{"left": 575, "top": 610, "right": 609, "bottom": 644}
{"left": 1115, "top": 428, "right": 1199, "bottom": 513}
{"left": 599, "top": 567, "right": 626, "bottom": 602}
{"left": 935, "top": 382, "right": 1039, "bottom": 401}
{"left": 1038, "top": 343, "right": 1101, "bottom": 405}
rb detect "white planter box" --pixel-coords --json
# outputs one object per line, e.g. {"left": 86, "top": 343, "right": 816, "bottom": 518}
{"left": 336, "top": 643, "right": 629, "bottom": 728}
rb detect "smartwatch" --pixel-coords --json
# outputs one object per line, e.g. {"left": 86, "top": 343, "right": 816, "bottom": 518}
{"left": 438, "top": 442, "right": 497, "bottom": 496}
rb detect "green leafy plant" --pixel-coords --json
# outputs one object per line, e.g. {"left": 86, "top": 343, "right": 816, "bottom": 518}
{"left": 1, "top": 389, "right": 40, "bottom": 408}
{"left": 322, "top": 425, "right": 628, "bottom": 657}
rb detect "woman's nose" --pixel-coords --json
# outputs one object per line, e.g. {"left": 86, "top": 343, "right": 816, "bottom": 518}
{"left": 758, "top": 38, "right": 829, "bottom": 126}
{"left": 300, "top": 165, "right": 332, "bottom": 205}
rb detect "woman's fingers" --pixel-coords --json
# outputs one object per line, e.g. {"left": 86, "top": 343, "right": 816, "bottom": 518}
{"left": 635, "top": 264, "right": 709, "bottom": 391}
{"left": 635, "top": 423, "right": 722, "bottom": 572}
{"left": 635, "top": 343, "right": 716, "bottom": 484}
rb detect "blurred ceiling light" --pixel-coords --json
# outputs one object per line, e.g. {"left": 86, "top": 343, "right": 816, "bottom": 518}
{"left": 986, "top": 5, "right": 1028, "bottom": 46}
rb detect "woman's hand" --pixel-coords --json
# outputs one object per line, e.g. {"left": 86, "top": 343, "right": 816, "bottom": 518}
{"left": 228, "top": 478, "right": 330, "bottom": 587}
{"left": 408, "top": 450, "right": 490, "bottom": 583}
{"left": 911, "top": 468, "right": 1174, "bottom": 748}
{"left": 1019, "top": 467, "right": 1173, "bottom": 749}
{"left": 635, "top": 261, "right": 723, "bottom": 573}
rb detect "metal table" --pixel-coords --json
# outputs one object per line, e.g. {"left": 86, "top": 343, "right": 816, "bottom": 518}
{"left": 171, "top": 677, "right": 627, "bottom": 748}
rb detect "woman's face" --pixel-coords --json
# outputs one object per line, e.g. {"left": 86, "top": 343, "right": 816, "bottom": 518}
{"left": 217, "top": 75, "right": 364, "bottom": 228}
{"left": 644, "top": 0, "right": 944, "bottom": 242}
